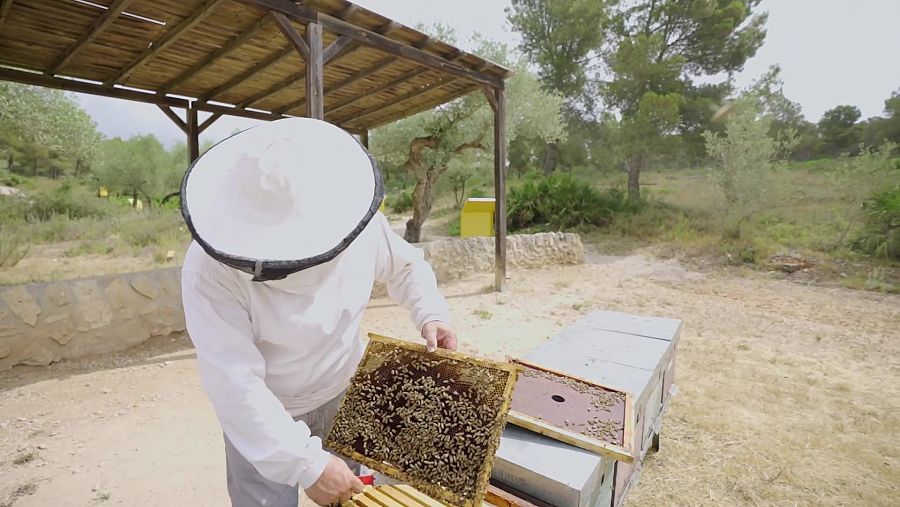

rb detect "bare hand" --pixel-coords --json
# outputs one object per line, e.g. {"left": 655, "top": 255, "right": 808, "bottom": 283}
{"left": 422, "top": 321, "right": 457, "bottom": 352}
{"left": 304, "top": 455, "right": 364, "bottom": 506}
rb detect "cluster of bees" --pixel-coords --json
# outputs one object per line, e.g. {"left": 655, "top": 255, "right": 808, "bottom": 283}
{"left": 327, "top": 343, "right": 510, "bottom": 505}
{"left": 584, "top": 417, "right": 621, "bottom": 443}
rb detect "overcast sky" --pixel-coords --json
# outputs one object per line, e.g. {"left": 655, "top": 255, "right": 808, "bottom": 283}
{"left": 73, "top": 0, "right": 900, "bottom": 147}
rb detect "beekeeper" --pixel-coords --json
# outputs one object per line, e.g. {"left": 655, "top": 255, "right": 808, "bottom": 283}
{"left": 179, "top": 118, "right": 456, "bottom": 507}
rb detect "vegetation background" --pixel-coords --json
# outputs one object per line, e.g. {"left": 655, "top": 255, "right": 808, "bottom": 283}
{"left": 0, "top": 0, "right": 898, "bottom": 292}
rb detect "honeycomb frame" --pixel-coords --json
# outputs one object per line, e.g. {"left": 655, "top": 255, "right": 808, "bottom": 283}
{"left": 325, "top": 334, "right": 519, "bottom": 507}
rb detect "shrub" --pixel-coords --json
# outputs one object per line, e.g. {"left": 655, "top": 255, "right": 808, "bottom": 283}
{"left": 852, "top": 185, "right": 900, "bottom": 259}
{"left": 0, "top": 225, "right": 29, "bottom": 267}
{"left": 388, "top": 188, "right": 414, "bottom": 213}
{"left": 507, "top": 172, "right": 634, "bottom": 231}
{"left": 27, "top": 183, "right": 113, "bottom": 221}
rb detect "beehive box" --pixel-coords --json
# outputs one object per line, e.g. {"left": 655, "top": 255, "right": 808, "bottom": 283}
{"left": 325, "top": 334, "right": 519, "bottom": 507}
{"left": 492, "top": 311, "right": 682, "bottom": 507}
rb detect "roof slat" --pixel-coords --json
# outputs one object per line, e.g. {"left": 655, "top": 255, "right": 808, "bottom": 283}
{"left": 105, "top": 0, "right": 229, "bottom": 86}
{"left": 160, "top": 15, "right": 271, "bottom": 93}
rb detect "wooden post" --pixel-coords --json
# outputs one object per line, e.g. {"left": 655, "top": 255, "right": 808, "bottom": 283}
{"left": 187, "top": 104, "right": 200, "bottom": 163}
{"left": 360, "top": 130, "right": 369, "bottom": 149}
{"left": 306, "top": 22, "right": 324, "bottom": 120}
{"left": 493, "top": 86, "right": 507, "bottom": 292}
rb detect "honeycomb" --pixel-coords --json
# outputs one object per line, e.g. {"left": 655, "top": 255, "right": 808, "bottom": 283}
{"left": 325, "top": 334, "right": 518, "bottom": 507}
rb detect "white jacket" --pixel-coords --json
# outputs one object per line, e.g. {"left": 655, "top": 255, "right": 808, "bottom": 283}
{"left": 181, "top": 212, "right": 450, "bottom": 489}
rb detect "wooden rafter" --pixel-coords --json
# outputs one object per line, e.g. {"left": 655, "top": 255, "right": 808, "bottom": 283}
{"left": 360, "top": 83, "right": 479, "bottom": 130}
{"left": 238, "top": 0, "right": 504, "bottom": 88}
{"left": 242, "top": 71, "right": 303, "bottom": 109}
{"left": 272, "top": 54, "right": 395, "bottom": 115}
{"left": 104, "top": 0, "right": 228, "bottom": 86}
{"left": 201, "top": 45, "right": 295, "bottom": 101}
{"left": 272, "top": 12, "right": 309, "bottom": 61}
{"left": 198, "top": 113, "right": 221, "bottom": 133}
{"left": 48, "top": 0, "right": 134, "bottom": 75}
{"left": 336, "top": 75, "right": 460, "bottom": 126}
{"left": 157, "top": 104, "right": 187, "bottom": 133}
{"left": 161, "top": 16, "right": 271, "bottom": 93}
{"left": 327, "top": 51, "right": 467, "bottom": 118}
{"left": 323, "top": 35, "right": 354, "bottom": 64}
{"left": 326, "top": 66, "right": 430, "bottom": 117}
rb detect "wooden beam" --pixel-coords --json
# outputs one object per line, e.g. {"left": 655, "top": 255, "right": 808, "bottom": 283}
{"left": 376, "top": 21, "right": 401, "bottom": 35}
{"left": 272, "top": 11, "right": 309, "bottom": 61}
{"left": 493, "top": 86, "right": 507, "bottom": 292}
{"left": 482, "top": 85, "right": 499, "bottom": 113}
{"left": 0, "top": 0, "right": 13, "bottom": 28}
{"left": 235, "top": 0, "right": 318, "bottom": 24}
{"left": 326, "top": 66, "right": 429, "bottom": 117}
{"left": 48, "top": 0, "right": 135, "bottom": 75}
{"left": 242, "top": 71, "right": 303, "bottom": 108}
{"left": 187, "top": 105, "right": 200, "bottom": 163}
{"left": 327, "top": 49, "right": 468, "bottom": 118}
{"left": 161, "top": 17, "right": 270, "bottom": 93}
{"left": 322, "top": 35, "right": 354, "bottom": 64}
{"left": 274, "top": 54, "right": 395, "bottom": 115}
{"left": 238, "top": 0, "right": 505, "bottom": 88}
{"left": 360, "top": 130, "right": 369, "bottom": 150}
{"left": 306, "top": 22, "right": 324, "bottom": 119}
{"left": 157, "top": 104, "right": 187, "bottom": 133}
{"left": 201, "top": 46, "right": 294, "bottom": 101}
{"left": 334, "top": 75, "right": 459, "bottom": 126}
{"left": 0, "top": 66, "right": 188, "bottom": 108}
{"left": 339, "top": 4, "right": 359, "bottom": 20}
{"left": 413, "top": 36, "right": 433, "bottom": 49}
{"left": 105, "top": 0, "right": 228, "bottom": 86}
{"left": 198, "top": 113, "right": 222, "bottom": 134}
{"left": 359, "top": 83, "right": 479, "bottom": 130}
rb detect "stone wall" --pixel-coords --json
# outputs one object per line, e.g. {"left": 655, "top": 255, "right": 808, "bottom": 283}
{"left": 0, "top": 233, "right": 583, "bottom": 369}
{"left": 421, "top": 232, "right": 584, "bottom": 283}
{"left": 0, "top": 268, "right": 185, "bottom": 370}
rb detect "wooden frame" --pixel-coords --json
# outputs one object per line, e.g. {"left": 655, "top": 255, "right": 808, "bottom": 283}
{"left": 325, "top": 333, "right": 518, "bottom": 507}
{"left": 506, "top": 358, "right": 635, "bottom": 464}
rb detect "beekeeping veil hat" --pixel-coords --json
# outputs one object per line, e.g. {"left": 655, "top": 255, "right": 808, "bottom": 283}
{"left": 180, "top": 117, "right": 383, "bottom": 282}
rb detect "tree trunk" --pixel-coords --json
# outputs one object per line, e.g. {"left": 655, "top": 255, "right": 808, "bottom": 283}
{"left": 32, "top": 159, "right": 37, "bottom": 177}
{"left": 132, "top": 191, "right": 139, "bottom": 208}
{"left": 542, "top": 142, "right": 558, "bottom": 174}
{"left": 404, "top": 173, "right": 435, "bottom": 244}
{"left": 627, "top": 157, "right": 642, "bottom": 202}
{"left": 74, "top": 158, "right": 81, "bottom": 177}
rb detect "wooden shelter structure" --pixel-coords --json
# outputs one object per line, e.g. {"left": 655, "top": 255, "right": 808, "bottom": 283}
{"left": 0, "top": 0, "right": 512, "bottom": 290}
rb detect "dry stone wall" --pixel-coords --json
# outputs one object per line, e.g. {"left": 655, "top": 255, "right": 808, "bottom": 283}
{"left": 0, "top": 269, "right": 185, "bottom": 370}
{"left": 0, "top": 233, "right": 583, "bottom": 369}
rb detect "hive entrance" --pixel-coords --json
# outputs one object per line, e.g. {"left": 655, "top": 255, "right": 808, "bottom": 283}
{"left": 325, "top": 334, "right": 518, "bottom": 507}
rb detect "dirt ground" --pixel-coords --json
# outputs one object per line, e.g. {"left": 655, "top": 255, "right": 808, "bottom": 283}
{"left": 1, "top": 252, "right": 898, "bottom": 506}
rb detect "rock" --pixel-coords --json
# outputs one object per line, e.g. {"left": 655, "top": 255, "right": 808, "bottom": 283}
{"left": 0, "top": 343, "right": 10, "bottom": 359}
{"left": 46, "top": 285, "right": 72, "bottom": 307}
{"left": 101, "top": 388, "right": 111, "bottom": 395}
{"left": 1, "top": 286, "right": 41, "bottom": 327}
{"left": 72, "top": 280, "right": 113, "bottom": 331}
{"left": 19, "top": 343, "right": 54, "bottom": 366}
{"left": 129, "top": 275, "right": 159, "bottom": 299}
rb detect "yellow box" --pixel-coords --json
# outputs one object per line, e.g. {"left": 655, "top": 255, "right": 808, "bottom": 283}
{"left": 98, "top": 186, "right": 109, "bottom": 198}
{"left": 460, "top": 197, "right": 495, "bottom": 238}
